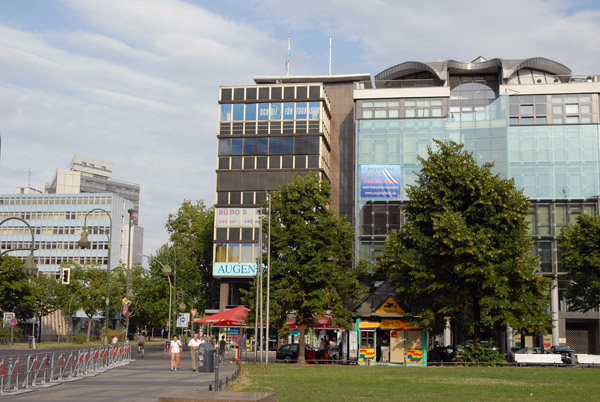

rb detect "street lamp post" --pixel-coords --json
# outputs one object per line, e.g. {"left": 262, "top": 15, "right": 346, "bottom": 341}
{"left": 77, "top": 208, "right": 112, "bottom": 346}
{"left": 162, "top": 264, "right": 173, "bottom": 339}
{"left": 0, "top": 217, "right": 39, "bottom": 277}
{"left": 125, "top": 209, "right": 134, "bottom": 342}
{"left": 145, "top": 252, "right": 176, "bottom": 340}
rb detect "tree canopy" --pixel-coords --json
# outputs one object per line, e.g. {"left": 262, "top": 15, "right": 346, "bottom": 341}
{"left": 166, "top": 200, "right": 219, "bottom": 309}
{"left": 0, "top": 256, "right": 35, "bottom": 320}
{"left": 557, "top": 213, "right": 600, "bottom": 312}
{"left": 249, "top": 173, "right": 366, "bottom": 362}
{"left": 377, "top": 141, "right": 551, "bottom": 340}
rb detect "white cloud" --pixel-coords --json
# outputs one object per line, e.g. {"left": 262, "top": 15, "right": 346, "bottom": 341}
{"left": 2, "top": 0, "right": 600, "bottom": 256}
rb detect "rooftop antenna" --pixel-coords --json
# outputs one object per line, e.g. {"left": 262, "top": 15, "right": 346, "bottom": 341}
{"left": 286, "top": 37, "right": 291, "bottom": 76}
{"left": 329, "top": 36, "right": 332, "bottom": 75}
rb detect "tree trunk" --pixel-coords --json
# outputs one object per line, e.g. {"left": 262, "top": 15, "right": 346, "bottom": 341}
{"left": 87, "top": 317, "right": 93, "bottom": 342}
{"left": 297, "top": 324, "right": 306, "bottom": 364}
{"left": 473, "top": 294, "right": 481, "bottom": 344}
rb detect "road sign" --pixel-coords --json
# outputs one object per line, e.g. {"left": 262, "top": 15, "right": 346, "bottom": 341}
{"left": 9, "top": 318, "right": 17, "bottom": 326}
{"left": 177, "top": 313, "right": 190, "bottom": 328}
{"left": 190, "top": 309, "right": 197, "bottom": 318}
{"left": 122, "top": 297, "right": 131, "bottom": 306}
{"left": 3, "top": 312, "right": 15, "bottom": 324}
{"left": 122, "top": 304, "right": 128, "bottom": 315}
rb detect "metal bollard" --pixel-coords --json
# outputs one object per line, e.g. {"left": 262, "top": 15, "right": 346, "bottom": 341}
{"left": 213, "top": 351, "right": 219, "bottom": 392}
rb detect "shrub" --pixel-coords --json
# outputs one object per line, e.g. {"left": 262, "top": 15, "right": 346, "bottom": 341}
{"left": 0, "top": 325, "right": 23, "bottom": 344}
{"left": 72, "top": 334, "right": 87, "bottom": 344}
{"left": 455, "top": 341, "right": 506, "bottom": 365}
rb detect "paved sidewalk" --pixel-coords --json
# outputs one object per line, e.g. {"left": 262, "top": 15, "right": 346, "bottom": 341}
{"left": 2, "top": 344, "right": 237, "bottom": 401}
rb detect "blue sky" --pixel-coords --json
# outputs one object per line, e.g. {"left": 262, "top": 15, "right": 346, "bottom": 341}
{"left": 2, "top": 0, "right": 600, "bottom": 256}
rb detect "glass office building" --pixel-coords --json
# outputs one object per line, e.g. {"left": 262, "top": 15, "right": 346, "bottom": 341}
{"left": 355, "top": 57, "right": 600, "bottom": 353}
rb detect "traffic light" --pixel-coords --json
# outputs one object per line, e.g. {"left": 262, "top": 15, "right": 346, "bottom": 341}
{"left": 61, "top": 267, "right": 71, "bottom": 285}
{"left": 177, "top": 291, "right": 183, "bottom": 301}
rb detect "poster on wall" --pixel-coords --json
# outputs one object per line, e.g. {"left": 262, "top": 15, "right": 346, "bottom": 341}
{"left": 360, "top": 165, "right": 401, "bottom": 198}
{"left": 349, "top": 331, "right": 358, "bottom": 359}
{"left": 215, "top": 208, "right": 260, "bottom": 228}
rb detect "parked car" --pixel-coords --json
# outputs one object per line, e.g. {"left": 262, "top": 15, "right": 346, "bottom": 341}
{"left": 550, "top": 345, "right": 574, "bottom": 364}
{"left": 428, "top": 346, "right": 456, "bottom": 363}
{"left": 508, "top": 347, "right": 553, "bottom": 362}
{"left": 276, "top": 343, "right": 317, "bottom": 363}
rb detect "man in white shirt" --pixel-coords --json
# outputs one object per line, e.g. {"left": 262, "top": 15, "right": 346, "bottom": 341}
{"left": 188, "top": 333, "right": 202, "bottom": 372}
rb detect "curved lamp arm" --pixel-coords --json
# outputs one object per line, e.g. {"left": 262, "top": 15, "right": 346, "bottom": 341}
{"left": 0, "top": 217, "right": 38, "bottom": 277}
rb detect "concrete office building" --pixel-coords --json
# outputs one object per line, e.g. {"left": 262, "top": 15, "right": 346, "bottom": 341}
{"left": 215, "top": 56, "right": 600, "bottom": 353}
{"left": 46, "top": 155, "right": 142, "bottom": 225}
{"left": 0, "top": 193, "right": 138, "bottom": 273}
{"left": 215, "top": 74, "right": 368, "bottom": 309}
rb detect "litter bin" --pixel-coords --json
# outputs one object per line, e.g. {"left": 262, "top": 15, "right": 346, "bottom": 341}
{"left": 198, "top": 343, "right": 216, "bottom": 372}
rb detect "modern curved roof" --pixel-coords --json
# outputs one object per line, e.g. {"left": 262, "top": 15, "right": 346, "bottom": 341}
{"left": 375, "top": 57, "right": 571, "bottom": 83}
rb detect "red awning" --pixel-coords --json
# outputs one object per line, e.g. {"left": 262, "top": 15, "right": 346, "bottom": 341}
{"left": 193, "top": 306, "right": 249, "bottom": 326}
{"left": 286, "top": 315, "right": 336, "bottom": 329}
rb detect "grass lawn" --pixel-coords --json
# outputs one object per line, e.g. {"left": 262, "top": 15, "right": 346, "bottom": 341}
{"left": 229, "top": 363, "right": 600, "bottom": 401}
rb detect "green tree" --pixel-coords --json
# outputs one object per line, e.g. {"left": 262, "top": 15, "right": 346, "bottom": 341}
{"left": 0, "top": 256, "right": 34, "bottom": 320}
{"left": 27, "top": 272, "right": 70, "bottom": 342}
{"left": 68, "top": 265, "right": 109, "bottom": 341}
{"left": 377, "top": 141, "right": 550, "bottom": 342}
{"left": 250, "top": 173, "right": 366, "bottom": 363}
{"left": 166, "top": 200, "right": 219, "bottom": 309}
{"left": 65, "top": 263, "right": 127, "bottom": 341}
{"left": 557, "top": 213, "right": 600, "bottom": 312}
{"left": 133, "top": 244, "right": 184, "bottom": 336}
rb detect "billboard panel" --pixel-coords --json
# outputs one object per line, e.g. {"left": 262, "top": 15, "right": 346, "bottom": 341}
{"left": 360, "top": 165, "right": 401, "bottom": 198}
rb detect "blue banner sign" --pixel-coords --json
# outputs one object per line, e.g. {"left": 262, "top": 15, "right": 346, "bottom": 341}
{"left": 360, "top": 165, "right": 401, "bottom": 198}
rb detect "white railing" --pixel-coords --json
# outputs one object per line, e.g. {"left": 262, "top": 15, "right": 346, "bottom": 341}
{"left": 0, "top": 345, "right": 131, "bottom": 395}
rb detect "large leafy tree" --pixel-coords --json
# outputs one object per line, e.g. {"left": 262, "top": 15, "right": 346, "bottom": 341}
{"left": 251, "top": 173, "right": 366, "bottom": 363}
{"left": 131, "top": 260, "right": 170, "bottom": 336}
{"left": 133, "top": 244, "right": 202, "bottom": 336}
{"left": 166, "top": 200, "right": 219, "bottom": 309}
{"left": 64, "top": 263, "right": 127, "bottom": 341}
{"left": 0, "top": 256, "right": 35, "bottom": 320}
{"left": 68, "top": 265, "right": 108, "bottom": 341}
{"left": 557, "top": 214, "right": 600, "bottom": 312}
{"left": 27, "top": 272, "right": 70, "bottom": 342}
{"left": 377, "top": 140, "right": 550, "bottom": 341}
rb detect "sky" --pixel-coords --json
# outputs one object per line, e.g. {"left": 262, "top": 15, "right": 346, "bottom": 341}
{"left": 2, "top": 0, "right": 600, "bottom": 257}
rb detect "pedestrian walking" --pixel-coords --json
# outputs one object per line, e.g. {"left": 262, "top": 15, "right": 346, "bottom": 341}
{"left": 169, "top": 335, "right": 182, "bottom": 371}
{"left": 219, "top": 336, "right": 227, "bottom": 363}
{"left": 111, "top": 335, "right": 119, "bottom": 348}
{"left": 188, "top": 333, "right": 202, "bottom": 372}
